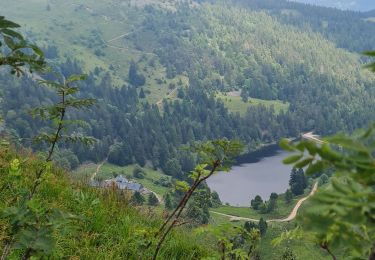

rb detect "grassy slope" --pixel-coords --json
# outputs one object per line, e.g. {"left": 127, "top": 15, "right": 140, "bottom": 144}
{"left": 70, "top": 163, "right": 98, "bottom": 181}
{"left": 1, "top": 0, "right": 184, "bottom": 103}
{"left": 258, "top": 183, "right": 335, "bottom": 259}
{"left": 4, "top": 0, "right": 371, "bottom": 114}
{"left": 72, "top": 162, "right": 171, "bottom": 196}
{"left": 259, "top": 222, "right": 330, "bottom": 259}
{"left": 208, "top": 212, "right": 331, "bottom": 259}
{"left": 216, "top": 93, "right": 289, "bottom": 116}
{"left": 97, "top": 163, "right": 171, "bottom": 196}
{"left": 0, "top": 147, "right": 215, "bottom": 259}
{"left": 209, "top": 184, "right": 332, "bottom": 259}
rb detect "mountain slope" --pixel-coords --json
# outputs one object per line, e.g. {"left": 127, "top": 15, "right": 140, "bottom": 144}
{"left": 3, "top": 0, "right": 373, "bottom": 97}
{"left": 0, "top": 146, "right": 217, "bottom": 259}
{"left": 290, "top": 0, "right": 375, "bottom": 11}
{"left": 1, "top": 0, "right": 374, "bottom": 168}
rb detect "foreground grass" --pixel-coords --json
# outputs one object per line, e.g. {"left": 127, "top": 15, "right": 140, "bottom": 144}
{"left": 258, "top": 222, "right": 330, "bottom": 259}
{"left": 71, "top": 162, "right": 98, "bottom": 181}
{"left": 208, "top": 215, "right": 331, "bottom": 259}
{"left": 209, "top": 183, "right": 333, "bottom": 259}
{"left": 0, "top": 147, "right": 216, "bottom": 259}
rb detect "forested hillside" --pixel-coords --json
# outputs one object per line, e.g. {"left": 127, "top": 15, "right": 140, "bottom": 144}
{"left": 1, "top": 0, "right": 374, "bottom": 174}
{"left": 1, "top": 1, "right": 374, "bottom": 259}
{"left": 232, "top": 0, "right": 375, "bottom": 52}
{"left": 290, "top": 0, "right": 375, "bottom": 11}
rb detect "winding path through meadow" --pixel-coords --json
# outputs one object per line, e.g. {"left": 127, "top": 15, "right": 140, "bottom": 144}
{"left": 90, "top": 159, "right": 107, "bottom": 181}
{"left": 210, "top": 182, "right": 318, "bottom": 223}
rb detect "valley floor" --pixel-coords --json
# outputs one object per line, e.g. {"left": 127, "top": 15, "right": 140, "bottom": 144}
{"left": 211, "top": 182, "right": 318, "bottom": 222}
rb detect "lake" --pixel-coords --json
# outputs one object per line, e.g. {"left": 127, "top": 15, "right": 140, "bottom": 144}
{"left": 206, "top": 144, "right": 292, "bottom": 206}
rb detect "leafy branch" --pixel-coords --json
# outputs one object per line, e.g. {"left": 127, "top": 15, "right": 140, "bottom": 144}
{"left": 149, "top": 140, "right": 243, "bottom": 260}
{"left": 363, "top": 51, "right": 375, "bottom": 72}
{"left": 197, "top": 224, "right": 261, "bottom": 260}
{"left": 0, "top": 16, "right": 45, "bottom": 75}
{"left": 28, "top": 74, "right": 96, "bottom": 199}
{"left": 1, "top": 73, "right": 96, "bottom": 259}
{"left": 0, "top": 17, "right": 96, "bottom": 259}
{"left": 277, "top": 50, "right": 375, "bottom": 260}
{"left": 279, "top": 123, "right": 375, "bottom": 259}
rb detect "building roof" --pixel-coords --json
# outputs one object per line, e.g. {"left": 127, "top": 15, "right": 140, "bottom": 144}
{"left": 92, "top": 175, "right": 143, "bottom": 191}
{"left": 126, "top": 183, "right": 143, "bottom": 191}
{"left": 115, "top": 175, "right": 128, "bottom": 184}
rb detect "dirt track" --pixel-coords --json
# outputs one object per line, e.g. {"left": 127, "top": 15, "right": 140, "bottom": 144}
{"left": 210, "top": 182, "right": 318, "bottom": 223}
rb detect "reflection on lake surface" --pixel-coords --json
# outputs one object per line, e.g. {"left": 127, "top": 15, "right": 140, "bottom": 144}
{"left": 206, "top": 144, "right": 292, "bottom": 206}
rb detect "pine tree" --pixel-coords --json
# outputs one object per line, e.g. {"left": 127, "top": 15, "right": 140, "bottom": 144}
{"left": 267, "top": 198, "right": 277, "bottom": 213}
{"left": 139, "top": 88, "right": 146, "bottom": 99}
{"left": 210, "top": 191, "right": 222, "bottom": 207}
{"left": 270, "top": 192, "right": 278, "bottom": 200}
{"left": 289, "top": 168, "right": 307, "bottom": 195}
{"left": 151, "top": 144, "right": 160, "bottom": 170}
{"left": 259, "top": 203, "right": 268, "bottom": 214}
{"left": 148, "top": 193, "right": 159, "bottom": 206}
{"left": 128, "top": 60, "right": 138, "bottom": 86}
{"left": 163, "top": 158, "right": 182, "bottom": 177}
{"left": 122, "top": 142, "right": 133, "bottom": 165}
{"left": 319, "top": 173, "right": 329, "bottom": 185}
{"left": 131, "top": 191, "right": 144, "bottom": 205}
{"left": 250, "top": 195, "right": 263, "bottom": 210}
{"left": 281, "top": 247, "right": 297, "bottom": 260}
{"left": 177, "top": 88, "right": 185, "bottom": 99}
{"left": 244, "top": 221, "right": 258, "bottom": 232}
{"left": 128, "top": 60, "right": 145, "bottom": 87}
{"left": 258, "top": 218, "right": 268, "bottom": 236}
{"left": 134, "top": 140, "right": 146, "bottom": 167}
{"left": 164, "top": 193, "right": 173, "bottom": 210}
{"left": 285, "top": 189, "right": 293, "bottom": 204}
{"left": 241, "top": 89, "right": 249, "bottom": 102}
{"left": 133, "top": 165, "right": 145, "bottom": 179}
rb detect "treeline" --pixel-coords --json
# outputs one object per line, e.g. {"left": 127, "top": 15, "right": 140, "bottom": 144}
{"left": 0, "top": 60, "right": 296, "bottom": 174}
{"left": 250, "top": 168, "right": 308, "bottom": 215}
{"left": 2, "top": 49, "right": 374, "bottom": 179}
{"left": 2, "top": 0, "right": 375, "bottom": 177}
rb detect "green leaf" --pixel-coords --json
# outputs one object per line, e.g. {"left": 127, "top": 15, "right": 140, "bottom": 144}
{"left": 363, "top": 51, "right": 375, "bottom": 57}
{"left": 175, "top": 181, "right": 190, "bottom": 192}
{"left": 0, "top": 17, "right": 20, "bottom": 28}
{"left": 294, "top": 157, "right": 314, "bottom": 168}
{"left": 318, "top": 144, "right": 342, "bottom": 161}
{"left": 29, "top": 44, "right": 44, "bottom": 57}
{"left": 27, "top": 199, "right": 44, "bottom": 214}
{"left": 304, "top": 141, "right": 317, "bottom": 155}
{"left": 305, "top": 161, "right": 325, "bottom": 175}
{"left": 279, "top": 138, "right": 295, "bottom": 152}
{"left": 38, "top": 80, "right": 64, "bottom": 89}
{"left": 296, "top": 142, "right": 305, "bottom": 152}
{"left": 65, "top": 98, "right": 96, "bottom": 109}
{"left": 63, "top": 135, "right": 97, "bottom": 145}
{"left": 1, "top": 28, "right": 23, "bottom": 40}
{"left": 283, "top": 154, "right": 303, "bottom": 164}
{"left": 3, "top": 35, "right": 16, "bottom": 49}
{"left": 360, "top": 124, "right": 374, "bottom": 139}
{"left": 66, "top": 74, "right": 87, "bottom": 84}
{"left": 326, "top": 134, "right": 368, "bottom": 153}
